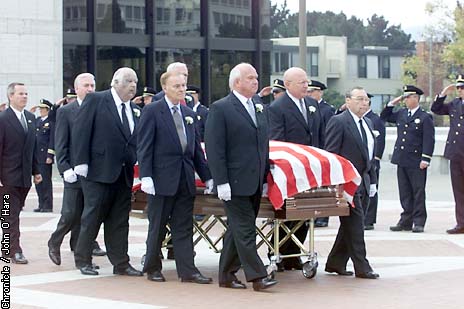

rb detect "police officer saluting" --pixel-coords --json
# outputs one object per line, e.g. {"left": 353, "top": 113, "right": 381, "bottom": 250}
{"left": 381, "top": 85, "right": 435, "bottom": 233}
{"left": 33, "top": 99, "right": 55, "bottom": 212}
{"left": 432, "top": 75, "right": 464, "bottom": 234}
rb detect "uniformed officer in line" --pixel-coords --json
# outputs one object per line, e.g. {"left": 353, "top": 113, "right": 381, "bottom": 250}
{"left": 307, "top": 80, "right": 335, "bottom": 227}
{"left": 133, "top": 86, "right": 156, "bottom": 108}
{"left": 271, "top": 79, "right": 286, "bottom": 100}
{"left": 381, "top": 85, "right": 435, "bottom": 233}
{"left": 431, "top": 75, "right": 464, "bottom": 234}
{"left": 33, "top": 99, "right": 55, "bottom": 212}
{"left": 186, "top": 85, "right": 208, "bottom": 142}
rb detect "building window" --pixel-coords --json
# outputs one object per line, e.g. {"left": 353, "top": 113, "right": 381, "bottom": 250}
{"left": 310, "top": 52, "right": 318, "bottom": 77}
{"left": 358, "top": 55, "right": 367, "bottom": 78}
{"left": 378, "top": 55, "right": 390, "bottom": 79}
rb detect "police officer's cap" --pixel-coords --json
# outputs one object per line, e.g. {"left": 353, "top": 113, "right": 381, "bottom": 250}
{"left": 142, "top": 86, "right": 156, "bottom": 97}
{"left": 272, "top": 79, "right": 285, "bottom": 92}
{"left": 38, "top": 99, "right": 53, "bottom": 109}
{"left": 66, "top": 88, "right": 77, "bottom": 98}
{"left": 456, "top": 74, "right": 464, "bottom": 87}
{"left": 186, "top": 85, "right": 200, "bottom": 94}
{"left": 308, "top": 80, "right": 327, "bottom": 91}
{"left": 367, "top": 93, "right": 374, "bottom": 99}
{"left": 402, "top": 85, "right": 424, "bottom": 97}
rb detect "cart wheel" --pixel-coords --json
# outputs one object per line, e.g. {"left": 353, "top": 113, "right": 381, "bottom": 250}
{"left": 269, "top": 271, "right": 276, "bottom": 280}
{"left": 141, "top": 254, "right": 146, "bottom": 266}
{"left": 302, "top": 262, "right": 317, "bottom": 279}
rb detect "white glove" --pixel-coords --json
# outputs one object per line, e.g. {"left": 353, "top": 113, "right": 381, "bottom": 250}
{"left": 262, "top": 183, "right": 268, "bottom": 197}
{"left": 217, "top": 183, "right": 231, "bottom": 201}
{"left": 141, "top": 177, "right": 156, "bottom": 195}
{"left": 63, "top": 168, "right": 78, "bottom": 183}
{"left": 369, "top": 184, "right": 377, "bottom": 197}
{"left": 74, "top": 164, "right": 88, "bottom": 178}
{"left": 0, "top": 180, "right": 3, "bottom": 187}
{"left": 204, "top": 179, "right": 214, "bottom": 194}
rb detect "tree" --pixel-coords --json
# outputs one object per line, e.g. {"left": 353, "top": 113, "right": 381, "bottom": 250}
{"left": 323, "top": 89, "right": 345, "bottom": 109}
{"left": 270, "top": 0, "right": 290, "bottom": 37}
{"left": 443, "top": 2, "right": 464, "bottom": 71}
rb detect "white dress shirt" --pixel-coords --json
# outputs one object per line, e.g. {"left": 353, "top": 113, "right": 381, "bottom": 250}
{"left": 286, "top": 90, "right": 306, "bottom": 115}
{"left": 111, "top": 87, "right": 135, "bottom": 134}
{"left": 348, "top": 110, "right": 374, "bottom": 160}
{"left": 165, "top": 96, "right": 186, "bottom": 136}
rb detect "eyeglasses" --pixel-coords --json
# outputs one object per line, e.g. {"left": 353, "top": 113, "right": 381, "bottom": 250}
{"left": 350, "top": 96, "right": 370, "bottom": 102}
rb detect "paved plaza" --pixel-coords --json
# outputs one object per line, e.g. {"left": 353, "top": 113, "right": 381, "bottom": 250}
{"left": 4, "top": 163, "right": 463, "bottom": 309}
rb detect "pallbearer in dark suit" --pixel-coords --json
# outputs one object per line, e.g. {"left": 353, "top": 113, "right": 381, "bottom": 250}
{"left": 268, "top": 67, "right": 323, "bottom": 271}
{"left": 363, "top": 94, "right": 386, "bottom": 230}
{"left": 47, "top": 73, "right": 105, "bottom": 267}
{"left": 205, "top": 63, "right": 277, "bottom": 291}
{"left": 324, "top": 87, "right": 379, "bottom": 279}
{"left": 0, "top": 82, "right": 42, "bottom": 264}
{"left": 432, "top": 75, "right": 464, "bottom": 234}
{"left": 72, "top": 68, "right": 142, "bottom": 276}
{"left": 381, "top": 85, "right": 435, "bottom": 233}
{"left": 33, "top": 99, "right": 55, "bottom": 213}
{"left": 307, "top": 79, "right": 335, "bottom": 227}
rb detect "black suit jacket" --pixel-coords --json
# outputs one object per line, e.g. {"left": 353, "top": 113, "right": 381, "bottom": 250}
{"left": 205, "top": 92, "right": 269, "bottom": 196}
{"left": 137, "top": 98, "right": 211, "bottom": 196}
{"left": 269, "top": 92, "right": 322, "bottom": 147}
{"left": 35, "top": 117, "right": 55, "bottom": 164}
{"left": 318, "top": 99, "right": 335, "bottom": 148}
{"left": 364, "top": 110, "right": 386, "bottom": 160}
{"left": 0, "top": 108, "right": 39, "bottom": 187}
{"left": 72, "top": 89, "right": 140, "bottom": 186}
{"left": 325, "top": 110, "right": 377, "bottom": 192}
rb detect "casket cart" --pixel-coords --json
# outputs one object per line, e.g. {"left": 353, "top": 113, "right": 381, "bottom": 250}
{"left": 131, "top": 141, "right": 359, "bottom": 279}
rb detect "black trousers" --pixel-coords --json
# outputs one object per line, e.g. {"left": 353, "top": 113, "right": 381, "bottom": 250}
{"left": 143, "top": 174, "right": 197, "bottom": 278}
{"left": 365, "top": 160, "right": 380, "bottom": 226}
{"left": 48, "top": 181, "right": 99, "bottom": 251}
{"left": 35, "top": 163, "right": 53, "bottom": 210}
{"left": 397, "top": 166, "right": 427, "bottom": 228}
{"left": 0, "top": 186, "right": 30, "bottom": 255}
{"left": 326, "top": 184, "right": 372, "bottom": 275}
{"left": 450, "top": 160, "right": 464, "bottom": 228}
{"left": 219, "top": 191, "right": 267, "bottom": 284}
{"left": 74, "top": 171, "right": 131, "bottom": 268}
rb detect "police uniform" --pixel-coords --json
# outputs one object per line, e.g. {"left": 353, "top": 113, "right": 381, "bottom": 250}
{"left": 139, "top": 86, "right": 156, "bottom": 109}
{"left": 431, "top": 75, "right": 464, "bottom": 233}
{"left": 186, "top": 85, "right": 208, "bottom": 142}
{"left": 271, "top": 79, "right": 286, "bottom": 98}
{"left": 34, "top": 99, "right": 55, "bottom": 212}
{"left": 381, "top": 86, "right": 435, "bottom": 231}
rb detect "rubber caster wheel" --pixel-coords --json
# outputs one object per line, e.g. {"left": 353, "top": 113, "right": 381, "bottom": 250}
{"left": 302, "top": 262, "right": 317, "bottom": 279}
{"left": 141, "top": 254, "right": 146, "bottom": 266}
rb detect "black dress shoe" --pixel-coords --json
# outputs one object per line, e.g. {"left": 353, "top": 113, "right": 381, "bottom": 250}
{"left": 219, "top": 280, "right": 247, "bottom": 289}
{"left": 79, "top": 265, "right": 99, "bottom": 275}
{"left": 11, "top": 252, "right": 28, "bottom": 264}
{"left": 147, "top": 270, "right": 166, "bottom": 282}
{"left": 33, "top": 208, "right": 42, "bottom": 212}
{"left": 355, "top": 271, "right": 379, "bottom": 279}
{"left": 167, "top": 248, "right": 175, "bottom": 260}
{"left": 48, "top": 245, "right": 61, "bottom": 265}
{"left": 113, "top": 264, "right": 143, "bottom": 276}
{"left": 412, "top": 226, "right": 424, "bottom": 233}
{"left": 364, "top": 224, "right": 374, "bottom": 231}
{"left": 252, "top": 277, "right": 278, "bottom": 291}
{"left": 446, "top": 226, "right": 464, "bottom": 234}
{"left": 41, "top": 209, "right": 53, "bottom": 213}
{"left": 325, "top": 266, "right": 354, "bottom": 276}
{"left": 181, "top": 273, "right": 213, "bottom": 284}
{"left": 92, "top": 248, "right": 107, "bottom": 256}
{"left": 390, "top": 224, "right": 412, "bottom": 232}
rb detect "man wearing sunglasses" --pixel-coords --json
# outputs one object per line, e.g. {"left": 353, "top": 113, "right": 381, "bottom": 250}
{"left": 432, "top": 75, "right": 464, "bottom": 234}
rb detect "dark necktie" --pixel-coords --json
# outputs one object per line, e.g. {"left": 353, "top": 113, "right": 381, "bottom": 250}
{"left": 20, "top": 113, "right": 28, "bottom": 133}
{"left": 172, "top": 105, "right": 187, "bottom": 152}
{"left": 408, "top": 110, "right": 412, "bottom": 119}
{"left": 359, "top": 119, "right": 368, "bottom": 152}
{"left": 120, "top": 103, "right": 131, "bottom": 138}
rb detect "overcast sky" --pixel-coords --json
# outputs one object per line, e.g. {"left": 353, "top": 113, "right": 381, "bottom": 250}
{"left": 274, "top": 0, "right": 458, "bottom": 40}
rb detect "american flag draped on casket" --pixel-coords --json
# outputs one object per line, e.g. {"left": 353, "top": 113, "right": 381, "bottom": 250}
{"left": 133, "top": 141, "right": 361, "bottom": 210}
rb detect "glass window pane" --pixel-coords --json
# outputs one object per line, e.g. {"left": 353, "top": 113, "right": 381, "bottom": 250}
{"left": 96, "top": 46, "right": 146, "bottom": 93}
{"left": 155, "top": 0, "right": 200, "bottom": 37}
{"left": 261, "top": 0, "right": 271, "bottom": 39}
{"left": 210, "top": 0, "right": 252, "bottom": 38}
{"left": 63, "top": 45, "right": 88, "bottom": 92}
{"left": 96, "top": 0, "right": 145, "bottom": 34}
{"left": 210, "top": 51, "right": 253, "bottom": 102}
{"left": 64, "top": 0, "right": 87, "bottom": 32}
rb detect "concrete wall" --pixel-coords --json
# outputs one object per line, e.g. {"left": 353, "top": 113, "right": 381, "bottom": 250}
{"left": 0, "top": 0, "right": 63, "bottom": 109}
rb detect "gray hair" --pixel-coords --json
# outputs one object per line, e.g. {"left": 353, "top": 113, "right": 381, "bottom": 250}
{"left": 74, "top": 73, "right": 95, "bottom": 89}
{"left": 7, "top": 82, "right": 25, "bottom": 101}
{"left": 111, "top": 67, "right": 137, "bottom": 87}
{"left": 166, "top": 62, "right": 187, "bottom": 72}
{"left": 228, "top": 66, "right": 242, "bottom": 90}
{"left": 345, "top": 86, "right": 365, "bottom": 98}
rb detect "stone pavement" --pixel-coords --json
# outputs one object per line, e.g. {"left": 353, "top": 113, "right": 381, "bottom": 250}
{"left": 3, "top": 163, "right": 463, "bottom": 309}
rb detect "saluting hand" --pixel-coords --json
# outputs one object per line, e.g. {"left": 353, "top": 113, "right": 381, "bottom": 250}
{"left": 440, "top": 84, "right": 455, "bottom": 97}
{"left": 388, "top": 96, "right": 403, "bottom": 106}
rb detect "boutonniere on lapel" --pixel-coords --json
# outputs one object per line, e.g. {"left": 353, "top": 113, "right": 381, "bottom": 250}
{"left": 372, "top": 130, "right": 380, "bottom": 138}
{"left": 197, "top": 115, "right": 201, "bottom": 121}
{"left": 133, "top": 108, "right": 141, "bottom": 118}
{"left": 27, "top": 119, "right": 32, "bottom": 123}
{"left": 255, "top": 104, "right": 263, "bottom": 113}
{"left": 414, "top": 118, "right": 421, "bottom": 124}
{"left": 44, "top": 122, "right": 50, "bottom": 128}
{"left": 185, "top": 116, "right": 194, "bottom": 125}
{"left": 308, "top": 106, "right": 316, "bottom": 113}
